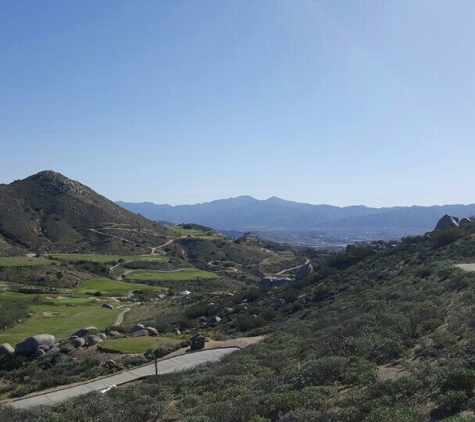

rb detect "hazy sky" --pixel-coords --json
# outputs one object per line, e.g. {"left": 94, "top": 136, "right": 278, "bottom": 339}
{"left": 1, "top": 1, "right": 474, "bottom": 207}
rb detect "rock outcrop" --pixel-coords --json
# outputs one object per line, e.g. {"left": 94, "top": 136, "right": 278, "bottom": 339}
{"left": 296, "top": 262, "right": 313, "bottom": 280}
{"left": 131, "top": 324, "right": 145, "bottom": 333}
{"left": 15, "top": 334, "right": 56, "bottom": 357}
{"left": 72, "top": 327, "right": 99, "bottom": 338}
{"left": 145, "top": 327, "right": 158, "bottom": 336}
{"left": 435, "top": 215, "right": 459, "bottom": 230}
{"left": 70, "top": 337, "right": 86, "bottom": 348}
{"left": 132, "top": 329, "right": 149, "bottom": 337}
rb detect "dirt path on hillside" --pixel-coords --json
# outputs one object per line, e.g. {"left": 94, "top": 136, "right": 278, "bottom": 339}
{"left": 277, "top": 259, "right": 310, "bottom": 275}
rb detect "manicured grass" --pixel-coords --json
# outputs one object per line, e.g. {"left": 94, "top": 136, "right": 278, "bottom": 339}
{"left": 261, "top": 257, "right": 293, "bottom": 265}
{"left": 127, "top": 256, "right": 168, "bottom": 262}
{"left": 0, "top": 256, "right": 59, "bottom": 267}
{"left": 0, "top": 292, "right": 97, "bottom": 305}
{"left": 126, "top": 269, "right": 219, "bottom": 281}
{"left": 169, "top": 226, "right": 221, "bottom": 240}
{"left": 76, "top": 278, "right": 166, "bottom": 295}
{"left": 0, "top": 292, "right": 36, "bottom": 302}
{"left": 51, "top": 254, "right": 124, "bottom": 263}
{"left": 51, "top": 254, "right": 168, "bottom": 263}
{"left": 54, "top": 297, "right": 97, "bottom": 305}
{"left": 0, "top": 304, "right": 121, "bottom": 346}
{"left": 261, "top": 253, "right": 295, "bottom": 265}
{"left": 99, "top": 335, "right": 183, "bottom": 354}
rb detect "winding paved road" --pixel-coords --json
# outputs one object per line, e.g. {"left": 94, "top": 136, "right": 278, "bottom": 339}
{"left": 5, "top": 347, "right": 240, "bottom": 409}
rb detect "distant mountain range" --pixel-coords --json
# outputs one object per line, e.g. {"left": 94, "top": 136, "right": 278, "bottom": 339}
{"left": 116, "top": 197, "right": 475, "bottom": 247}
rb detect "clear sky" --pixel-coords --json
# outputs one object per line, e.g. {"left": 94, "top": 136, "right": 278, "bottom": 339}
{"left": 1, "top": 1, "right": 474, "bottom": 207}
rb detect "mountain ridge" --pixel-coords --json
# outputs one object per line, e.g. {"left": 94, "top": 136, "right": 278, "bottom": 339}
{"left": 116, "top": 197, "right": 475, "bottom": 238}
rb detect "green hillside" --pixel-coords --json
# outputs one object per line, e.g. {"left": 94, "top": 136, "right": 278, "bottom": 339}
{"left": 3, "top": 220, "right": 475, "bottom": 421}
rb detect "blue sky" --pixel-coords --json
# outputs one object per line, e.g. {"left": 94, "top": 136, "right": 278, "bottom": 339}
{"left": 1, "top": 1, "right": 474, "bottom": 207}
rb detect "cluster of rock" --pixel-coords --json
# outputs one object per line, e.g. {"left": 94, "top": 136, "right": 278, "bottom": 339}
{"left": 0, "top": 326, "right": 110, "bottom": 361}
{"left": 69, "top": 326, "right": 107, "bottom": 348}
{"left": 435, "top": 215, "right": 473, "bottom": 230}
{"left": 1, "top": 334, "right": 59, "bottom": 360}
{"left": 14, "top": 334, "right": 57, "bottom": 358}
{"left": 131, "top": 324, "right": 159, "bottom": 337}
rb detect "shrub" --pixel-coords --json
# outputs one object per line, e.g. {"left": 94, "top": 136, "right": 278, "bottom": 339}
{"left": 441, "top": 369, "right": 475, "bottom": 393}
{"left": 437, "top": 390, "right": 469, "bottom": 410}
{"left": 364, "top": 406, "right": 426, "bottom": 422}
{"left": 433, "top": 229, "right": 462, "bottom": 248}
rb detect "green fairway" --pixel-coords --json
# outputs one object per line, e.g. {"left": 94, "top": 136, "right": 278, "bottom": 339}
{"left": 100, "top": 335, "right": 183, "bottom": 354}
{"left": 0, "top": 291, "right": 97, "bottom": 305}
{"left": 51, "top": 254, "right": 168, "bottom": 263}
{"left": 0, "top": 291, "right": 36, "bottom": 302}
{"left": 51, "top": 254, "right": 123, "bottom": 263}
{"left": 126, "top": 269, "right": 219, "bottom": 281}
{"left": 261, "top": 257, "right": 293, "bottom": 265}
{"left": 0, "top": 304, "right": 121, "bottom": 346}
{"left": 169, "top": 226, "right": 221, "bottom": 240}
{"left": 76, "top": 278, "right": 166, "bottom": 295}
{"left": 126, "top": 255, "right": 168, "bottom": 262}
{"left": 0, "top": 256, "right": 59, "bottom": 267}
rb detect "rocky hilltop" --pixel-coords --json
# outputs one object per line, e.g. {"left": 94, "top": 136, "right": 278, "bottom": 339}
{"left": 0, "top": 171, "right": 174, "bottom": 255}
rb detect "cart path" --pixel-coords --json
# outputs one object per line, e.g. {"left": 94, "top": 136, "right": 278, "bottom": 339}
{"left": 4, "top": 347, "right": 240, "bottom": 409}
{"left": 114, "top": 307, "right": 131, "bottom": 326}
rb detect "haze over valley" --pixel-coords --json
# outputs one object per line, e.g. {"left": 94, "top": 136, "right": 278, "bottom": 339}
{"left": 118, "top": 197, "right": 475, "bottom": 248}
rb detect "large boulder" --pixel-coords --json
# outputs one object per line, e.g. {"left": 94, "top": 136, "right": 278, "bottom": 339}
{"left": 0, "top": 343, "right": 14, "bottom": 359}
{"left": 15, "top": 334, "right": 56, "bottom": 357}
{"left": 131, "top": 324, "right": 145, "bottom": 333}
{"left": 72, "top": 327, "right": 99, "bottom": 338}
{"left": 102, "top": 303, "right": 114, "bottom": 309}
{"left": 460, "top": 217, "right": 473, "bottom": 227}
{"left": 85, "top": 335, "right": 102, "bottom": 347}
{"left": 435, "top": 215, "right": 459, "bottom": 230}
{"left": 190, "top": 333, "right": 205, "bottom": 351}
{"left": 132, "top": 329, "right": 149, "bottom": 337}
{"left": 296, "top": 262, "right": 314, "bottom": 280}
{"left": 33, "top": 348, "right": 46, "bottom": 359}
{"left": 70, "top": 337, "right": 86, "bottom": 348}
{"left": 145, "top": 327, "right": 158, "bottom": 336}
